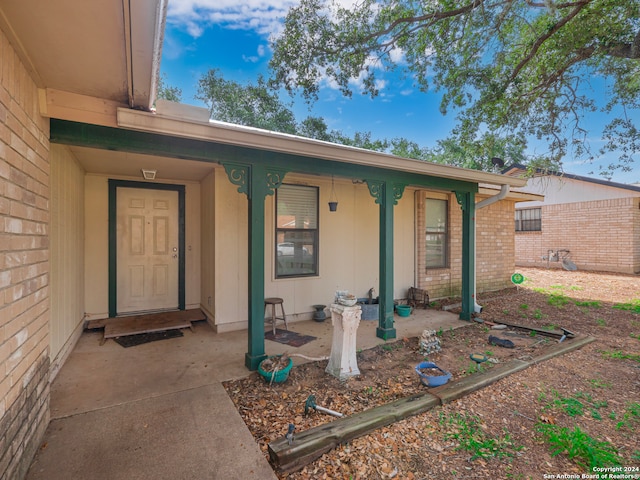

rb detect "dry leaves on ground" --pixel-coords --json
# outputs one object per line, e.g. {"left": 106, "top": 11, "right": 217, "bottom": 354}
{"left": 224, "top": 268, "right": 640, "bottom": 479}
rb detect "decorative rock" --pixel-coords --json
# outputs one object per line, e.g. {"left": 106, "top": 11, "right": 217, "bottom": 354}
{"left": 419, "top": 329, "right": 441, "bottom": 355}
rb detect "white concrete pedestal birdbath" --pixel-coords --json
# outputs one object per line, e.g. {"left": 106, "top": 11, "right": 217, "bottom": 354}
{"left": 325, "top": 303, "right": 361, "bottom": 380}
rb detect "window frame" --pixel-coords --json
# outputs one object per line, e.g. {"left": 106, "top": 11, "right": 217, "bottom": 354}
{"left": 425, "top": 197, "right": 449, "bottom": 269}
{"left": 515, "top": 207, "right": 542, "bottom": 232}
{"left": 274, "top": 184, "right": 319, "bottom": 279}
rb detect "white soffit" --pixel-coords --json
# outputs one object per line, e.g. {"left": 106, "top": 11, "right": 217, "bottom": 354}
{"left": 0, "top": 0, "right": 166, "bottom": 110}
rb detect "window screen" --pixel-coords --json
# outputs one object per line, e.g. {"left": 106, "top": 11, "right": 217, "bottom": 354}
{"left": 515, "top": 208, "right": 541, "bottom": 232}
{"left": 425, "top": 198, "right": 448, "bottom": 268}
{"left": 275, "top": 184, "right": 318, "bottom": 278}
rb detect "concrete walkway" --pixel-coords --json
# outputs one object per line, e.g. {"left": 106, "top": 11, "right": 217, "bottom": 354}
{"left": 26, "top": 308, "right": 464, "bottom": 479}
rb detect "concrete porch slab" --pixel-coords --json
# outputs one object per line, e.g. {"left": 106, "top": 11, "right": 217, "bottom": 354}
{"left": 26, "top": 383, "right": 277, "bottom": 480}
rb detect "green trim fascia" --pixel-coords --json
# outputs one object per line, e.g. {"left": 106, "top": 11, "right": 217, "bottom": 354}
{"left": 50, "top": 119, "right": 478, "bottom": 193}
{"left": 108, "top": 180, "right": 186, "bottom": 317}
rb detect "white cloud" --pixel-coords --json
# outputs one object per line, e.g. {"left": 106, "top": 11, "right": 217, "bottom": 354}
{"left": 242, "top": 44, "right": 268, "bottom": 63}
{"left": 167, "top": 0, "right": 298, "bottom": 38}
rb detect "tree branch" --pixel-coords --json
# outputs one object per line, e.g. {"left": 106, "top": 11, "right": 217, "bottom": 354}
{"left": 508, "top": 0, "right": 591, "bottom": 85}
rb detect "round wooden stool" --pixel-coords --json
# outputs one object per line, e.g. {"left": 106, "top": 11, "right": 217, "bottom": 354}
{"left": 264, "top": 297, "right": 287, "bottom": 335}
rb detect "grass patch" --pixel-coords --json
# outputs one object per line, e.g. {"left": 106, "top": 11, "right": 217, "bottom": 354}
{"left": 613, "top": 299, "right": 640, "bottom": 313}
{"left": 439, "top": 412, "right": 522, "bottom": 460}
{"left": 536, "top": 424, "right": 622, "bottom": 469}
{"left": 547, "top": 293, "right": 569, "bottom": 307}
{"left": 616, "top": 402, "right": 640, "bottom": 431}
{"left": 601, "top": 350, "right": 640, "bottom": 364}
{"left": 575, "top": 300, "right": 601, "bottom": 308}
{"left": 588, "top": 378, "right": 612, "bottom": 389}
{"left": 596, "top": 318, "right": 607, "bottom": 327}
{"left": 542, "top": 390, "right": 609, "bottom": 419}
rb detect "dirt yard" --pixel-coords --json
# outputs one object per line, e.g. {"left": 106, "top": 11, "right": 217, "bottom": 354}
{"left": 223, "top": 268, "right": 640, "bottom": 479}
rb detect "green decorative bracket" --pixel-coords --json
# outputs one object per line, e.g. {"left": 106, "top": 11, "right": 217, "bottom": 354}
{"left": 223, "top": 162, "right": 250, "bottom": 197}
{"left": 265, "top": 168, "right": 287, "bottom": 196}
{"left": 392, "top": 183, "right": 407, "bottom": 204}
{"left": 455, "top": 191, "right": 470, "bottom": 211}
{"left": 366, "top": 180, "right": 406, "bottom": 205}
{"left": 222, "top": 163, "right": 288, "bottom": 198}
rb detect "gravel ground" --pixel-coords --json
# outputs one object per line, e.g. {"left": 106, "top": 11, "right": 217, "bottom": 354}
{"left": 224, "top": 268, "right": 640, "bottom": 479}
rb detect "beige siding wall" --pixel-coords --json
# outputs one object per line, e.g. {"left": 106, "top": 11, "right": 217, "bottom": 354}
{"left": 211, "top": 170, "right": 415, "bottom": 332}
{"left": 516, "top": 197, "right": 640, "bottom": 274}
{"left": 0, "top": 28, "right": 51, "bottom": 480}
{"left": 200, "top": 170, "right": 215, "bottom": 321}
{"left": 49, "top": 145, "right": 84, "bottom": 378}
{"left": 84, "top": 174, "right": 202, "bottom": 319}
{"left": 416, "top": 191, "right": 515, "bottom": 299}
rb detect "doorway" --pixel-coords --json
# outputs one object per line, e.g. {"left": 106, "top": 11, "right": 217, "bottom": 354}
{"left": 108, "top": 180, "right": 185, "bottom": 317}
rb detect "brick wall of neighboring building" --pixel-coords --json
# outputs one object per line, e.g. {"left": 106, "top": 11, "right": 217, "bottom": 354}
{"left": 0, "top": 28, "right": 51, "bottom": 480}
{"left": 416, "top": 191, "right": 515, "bottom": 300}
{"left": 516, "top": 197, "right": 640, "bottom": 274}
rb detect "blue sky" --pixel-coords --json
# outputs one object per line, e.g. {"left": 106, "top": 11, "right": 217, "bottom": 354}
{"left": 161, "top": 0, "right": 639, "bottom": 184}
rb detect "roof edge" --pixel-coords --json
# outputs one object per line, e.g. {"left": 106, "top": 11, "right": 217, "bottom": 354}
{"left": 504, "top": 163, "right": 640, "bottom": 193}
{"left": 117, "top": 107, "right": 528, "bottom": 188}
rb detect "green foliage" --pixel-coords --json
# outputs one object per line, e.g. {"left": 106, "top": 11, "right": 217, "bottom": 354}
{"left": 439, "top": 412, "right": 522, "bottom": 460}
{"left": 616, "top": 403, "right": 640, "bottom": 431}
{"left": 613, "top": 299, "right": 640, "bottom": 313}
{"left": 270, "top": 0, "right": 640, "bottom": 176}
{"left": 156, "top": 74, "right": 182, "bottom": 103}
{"left": 533, "top": 308, "right": 545, "bottom": 320}
{"left": 596, "top": 318, "right": 607, "bottom": 327}
{"left": 601, "top": 350, "right": 640, "bottom": 364}
{"left": 196, "top": 69, "right": 298, "bottom": 134}
{"left": 575, "top": 300, "right": 601, "bottom": 308}
{"left": 543, "top": 390, "right": 608, "bottom": 419}
{"left": 536, "top": 424, "right": 622, "bottom": 469}
{"left": 547, "top": 293, "right": 569, "bottom": 307}
{"left": 588, "top": 378, "right": 612, "bottom": 389}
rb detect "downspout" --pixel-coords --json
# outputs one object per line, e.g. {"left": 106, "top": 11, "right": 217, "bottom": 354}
{"left": 473, "top": 184, "right": 510, "bottom": 313}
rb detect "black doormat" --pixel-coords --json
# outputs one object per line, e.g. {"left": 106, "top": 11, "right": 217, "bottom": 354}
{"left": 113, "top": 329, "right": 184, "bottom": 348}
{"left": 265, "top": 328, "right": 316, "bottom": 348}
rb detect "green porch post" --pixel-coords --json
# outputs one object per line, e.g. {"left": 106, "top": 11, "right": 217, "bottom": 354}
{"left": 456, "top": 191, "right": 476, "bottom": 321}
{"left": 223, "top": 163, "right": 286, "bottom": 370}
{"left": 367, "top": 180, "right": 406, "bottom": 340}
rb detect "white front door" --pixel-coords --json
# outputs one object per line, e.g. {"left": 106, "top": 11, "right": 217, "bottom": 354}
{"left": 116, "top": 187, "right": 179, "bottom": 314}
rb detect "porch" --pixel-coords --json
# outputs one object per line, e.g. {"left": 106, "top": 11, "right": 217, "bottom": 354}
{"left": 27, "top": 309, "right": 463, "bottom": 479}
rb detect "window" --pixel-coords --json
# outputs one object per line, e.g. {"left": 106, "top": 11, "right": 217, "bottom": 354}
{"left": 425, "top": 198, "right": 448, "bottom": 268}
{"left": 275, "top": 184, "right": 318, "bottom": 278}
{"left": 515, "top": 208, "right": 541, "bottom": 232}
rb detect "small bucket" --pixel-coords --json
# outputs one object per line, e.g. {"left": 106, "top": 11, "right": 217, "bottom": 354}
{"left": 395, "top": 304, "right": 412, "bottom": 317}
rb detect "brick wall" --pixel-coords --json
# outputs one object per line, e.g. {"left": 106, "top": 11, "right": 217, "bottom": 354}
{"left": 416, "top": 191, "right": 515, "bottom": 299}
{"left": 0, "top": 28, "right": 51, "bottom": 480}
{"left": 516, "top": 197, "right": 640, "bottom": 274}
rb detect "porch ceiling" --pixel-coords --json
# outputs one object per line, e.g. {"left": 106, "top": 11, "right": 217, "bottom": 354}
{"left": 0, "top": 0, "right": 166, "bottom": 110}
{"left": 69, "top": 146, "right": 215, "bottom": 182}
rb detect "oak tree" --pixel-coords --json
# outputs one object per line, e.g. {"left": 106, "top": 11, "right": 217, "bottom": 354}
{"left": 270, "top": 0, "right": 640, "bottom": 176}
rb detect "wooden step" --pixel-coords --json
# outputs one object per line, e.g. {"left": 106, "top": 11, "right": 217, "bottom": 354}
{"left": 103, "top": 309, "right": 206, "bottom": 338}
